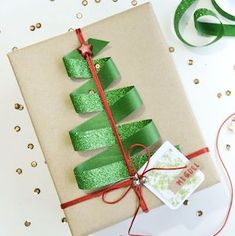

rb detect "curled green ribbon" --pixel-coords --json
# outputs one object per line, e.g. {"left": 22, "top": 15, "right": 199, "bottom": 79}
{"left": 174, "top": 0, "right": 235, "bottom": 46}
{"left": 63, "top": 38, "right": 160, "bottom": 190}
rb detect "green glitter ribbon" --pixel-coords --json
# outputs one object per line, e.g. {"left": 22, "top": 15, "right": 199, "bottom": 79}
{"left": 63, "top": 38, "right": 160, "bottom": 190}
{"left": 174, "top": 0, "right": 235, "bottom": 46}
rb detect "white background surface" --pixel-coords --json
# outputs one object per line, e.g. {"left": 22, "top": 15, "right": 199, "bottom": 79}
{"left": 0, "top": 0, "right": 235, "bottom": 235}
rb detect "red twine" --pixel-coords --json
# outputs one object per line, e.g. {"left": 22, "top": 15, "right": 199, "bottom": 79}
{"left": 212, "top": 113, "right": 234, "bottom": 236}
{"left": 61, "top": 28, "right": 233, "bottom": 236}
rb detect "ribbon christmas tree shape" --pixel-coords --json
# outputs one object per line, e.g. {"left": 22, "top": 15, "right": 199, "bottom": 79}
{"left": 63, "top": 37, "right": 160, "bottom": 191}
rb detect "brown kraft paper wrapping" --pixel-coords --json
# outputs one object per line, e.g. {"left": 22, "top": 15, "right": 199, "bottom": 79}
{"left": 8, "top": 3, "right": 220, "bottom": 236}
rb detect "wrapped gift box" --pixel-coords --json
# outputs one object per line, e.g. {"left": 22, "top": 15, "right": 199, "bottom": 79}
{"left": 8, "top": 3, "right": 219, "bottom": 236}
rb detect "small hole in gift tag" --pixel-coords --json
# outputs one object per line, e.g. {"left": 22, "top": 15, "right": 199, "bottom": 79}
{"left": 95, "top": 0, "right": 101, "bottom": 3}
{"left": 27, "top": 143, "right": 34, "bottom": 149}
{"left": 14, "top": 126, "right": 21, "bottom": 132}
{"left": 31, "top": 161, "right": 37, "bottom": 167}
{"left": 196, "top": 210, "right": 203, "bottom": 217}
{"left": 61, "top": 217, "right": 67, "bottom": 223}
{"left": 16, "top": 168, "right": 23, "bottom": 175}
{"left": 24, "top": 221, "right": 31, "bottom": 227}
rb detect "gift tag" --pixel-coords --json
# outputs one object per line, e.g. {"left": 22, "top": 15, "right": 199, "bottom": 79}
{"left": 138, "top": 141, "right": 205, "bottom": 209}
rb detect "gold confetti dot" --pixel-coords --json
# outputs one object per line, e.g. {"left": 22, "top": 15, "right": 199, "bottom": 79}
{"left": 31, "top": 161, "right": 38, "bottom": 167}
{"left": 188, "top": 59, "right": 193, "bottom": 65}
{"left": 225, "top": 90, "right": 231, "bottom": 96}
{"left": 12, "top": 47, "right": 18, "bottom": 51}
{"left": 193, "top": 79, "right": 199, "bottom": 84}
{"left": 14, "top": 126, "right": 21, "bottom": 132}
{"left": 19, "top": 105, "right": 24, "bottom": 110}
{"left": 34, "top": 188, "right": 41, "bottom": 194}
{"left": 89, "top": 89, "right": 95, "bottom": 95}
{"left": 95, "top": 0, "right": 101, "bottom": 2}
{"left": 14, "top": 103, "right": 24, "bottom": 110}
{"left": 196, "top": 210, "right": 203, "bottom": 217}
{"left": 183, "top": 199, "right": 189, "bottom": 206}
{"left": 27, "top": 143, "right": 34, "bottom": 149}
{"left": 95, "top": 63, "right": 100, "bottom": 69}
{"left": 62, "top": 217, "right": 67, "bottom": 223}
{"left": 14, "top": 103, "right": 20, "bottom": 109}
{"left": 217, "top": 92, "right": 222, "bottom": 98}
{"left": 169, "top": 47, "right": 175, "bottom": 53}
{"left": 226, "top": 144, "right": 231, "bottom": 151}
{"left": 82, "top": 0, "right": 88, "bottom": 6}
{"left": 113, "top": 0, "right": 118, "bottom": 2}
{"left": 76, "top": 12, "right": 83, "bottom": 19}
{"left": 24, "top": 221, "right": 31, "bottom": 227}
{"left": 68, "top": 28, "right": 74, "bottom": 32}
{"left": 30, "top": 25, "right": 36, "bottom": 31}
{"left": 131, "top": 0, "right": 138, "bottom": 6}
{"left": 16, "top": 168, "right": 23, "bottom": 175}
{"left": 36, "top": 23, "right": 42, "bottom": 29}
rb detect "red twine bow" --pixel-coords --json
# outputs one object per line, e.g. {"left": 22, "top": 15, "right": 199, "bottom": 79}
{"left": 101, "top": 143, "right": 187, "bottom": 236}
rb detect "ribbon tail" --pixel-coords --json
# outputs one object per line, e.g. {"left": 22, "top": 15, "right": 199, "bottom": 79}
{"left": 133, "top": 187, "right": 148, "bottom": 213}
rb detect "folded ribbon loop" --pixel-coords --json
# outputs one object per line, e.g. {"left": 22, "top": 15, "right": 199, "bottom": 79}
{"left": 174, "top": 0, "right": 235, "bottom": 46}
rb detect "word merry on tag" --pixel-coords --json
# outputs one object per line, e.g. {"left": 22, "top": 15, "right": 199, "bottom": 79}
{"left": 138, "top": 141, "right": 205, "bottom": 209}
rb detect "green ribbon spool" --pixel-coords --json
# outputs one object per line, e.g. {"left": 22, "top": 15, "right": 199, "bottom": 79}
{"left": 63, "top": 38, "right": 160, "bottom": 190}
{"left": 174, "top": 0, "right": 235, "bottom": 46}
